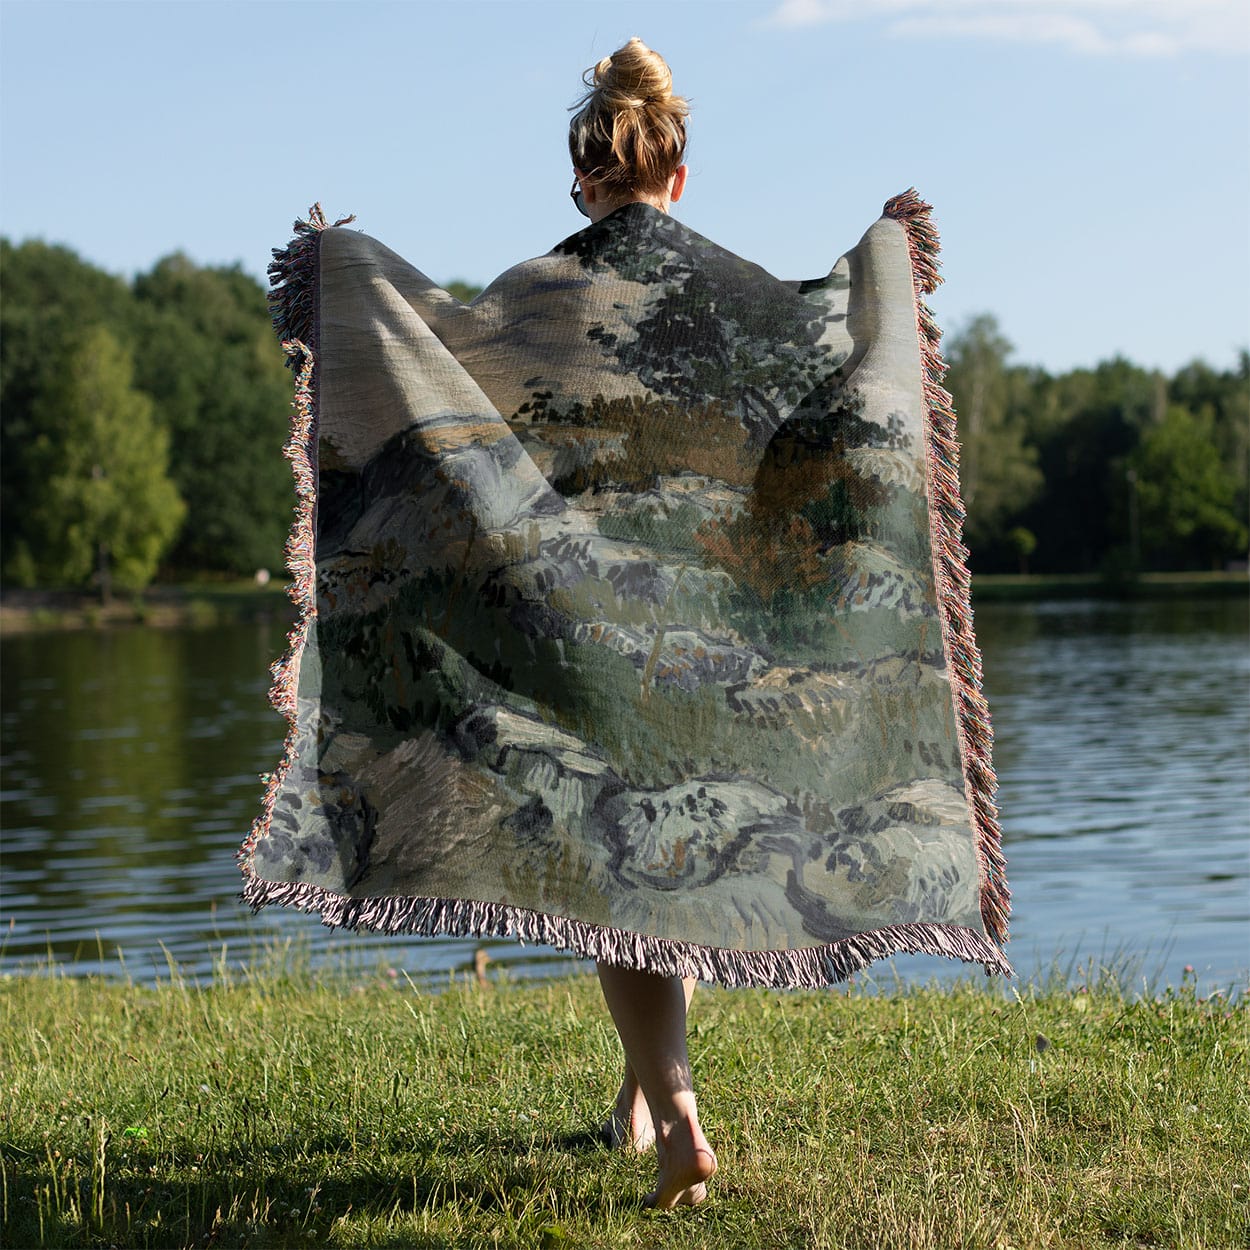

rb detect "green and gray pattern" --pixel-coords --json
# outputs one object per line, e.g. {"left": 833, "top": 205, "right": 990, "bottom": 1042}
{"left": 241, "top": 202, "right": 1011, "bottom": 985}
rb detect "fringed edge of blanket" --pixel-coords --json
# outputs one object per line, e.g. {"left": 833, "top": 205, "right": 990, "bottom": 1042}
{"left": 237, "top": 205, "right": 351, "bottom": 881}
{"left": 264, "top": 203, "right": 355, "bottom": 364}
{"left": 240, "top": 874, "right": 1014, "bottom": 987}
{"left": 883, "top": 188, "right": 1011, "bottom": 948}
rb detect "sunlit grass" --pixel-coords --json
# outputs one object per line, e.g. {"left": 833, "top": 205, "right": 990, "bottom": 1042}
{"left": 2, "top": 957, "right": 1246, "bottom": 1249}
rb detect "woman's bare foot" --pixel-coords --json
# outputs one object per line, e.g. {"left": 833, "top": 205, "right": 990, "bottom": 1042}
{"left": 645, "top": 1115, "right": 717, "bottom": 1209}
{"left": 602, "top": 1075, "right": 655, "bottom": 1151}
{"left": 594, "top": 966, "right": 711, "bottom": 1206}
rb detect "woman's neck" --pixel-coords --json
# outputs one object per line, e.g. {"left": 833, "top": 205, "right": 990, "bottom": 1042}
{"left": 587, "top": 193, "right": 669, "bottom": 225}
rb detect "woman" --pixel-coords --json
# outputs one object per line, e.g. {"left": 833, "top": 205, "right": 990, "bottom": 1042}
{"left": 243, "top": 36, "right": 1010, "bottom": 1215}
{"left": 566, "top": 39, "right": 717, "bottom": 1209}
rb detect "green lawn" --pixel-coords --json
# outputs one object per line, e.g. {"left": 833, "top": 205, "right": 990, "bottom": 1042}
{"left": 2, "top": 962, "right": 1246, "bottom": 1249}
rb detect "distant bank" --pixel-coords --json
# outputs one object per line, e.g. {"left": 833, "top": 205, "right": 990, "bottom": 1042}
{"left": 969, "top": 569, "right": 1248, "bottom": 601}
{"left": 0, "top": 581, "right": 293, "bottom": 634}
{"left": 0, "top": 571, "right": 1245, "bottom": 634}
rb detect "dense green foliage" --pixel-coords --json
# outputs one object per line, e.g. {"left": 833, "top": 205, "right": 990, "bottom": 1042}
{"left": 2, "top": 235, "right": 1245, "bottom": 590}
{"left": 129, "top": 256, "right": 295, "bottom": 576}
{"left": 1, "top": 240, "right": 293, "bottom": 590}
{"left": 1, "top": 964, "right": 1245, "bottom": 1249}
{"left": 18, "top": 326, "right": 185, "bottom": 595}
{"left": 945, "top": 317, "right": 1248, "bottom": 574}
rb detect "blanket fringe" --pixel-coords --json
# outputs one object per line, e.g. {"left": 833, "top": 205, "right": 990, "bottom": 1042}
{"left": 266, "top": 203, "right": 355, "bottom": 359}
{"left": 883, "top": 188, "right": 1010, "bottom": 946}
{"left": 241, "top": 872, "right": 1013, "bottom": 987}
{"left": 238, "top": 205, "right": 348, "bottom": 873}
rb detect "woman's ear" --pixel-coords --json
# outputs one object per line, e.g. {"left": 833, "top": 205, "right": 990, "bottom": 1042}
{"left": 669, "top": 164, "right": 688, "bottom": 203}
{"left": 575, "top": 168, "right": 599, "bottom": 205}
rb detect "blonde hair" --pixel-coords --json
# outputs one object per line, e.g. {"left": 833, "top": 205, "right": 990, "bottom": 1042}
{"left": 568, "top": 37, "right": 688, "bottom": 198}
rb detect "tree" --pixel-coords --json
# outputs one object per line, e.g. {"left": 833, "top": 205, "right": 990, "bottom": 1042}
{"left": 943, "top": 315, "right": 1042, "bottom": 564}
{"left": 131, "top": 256, "right": 294, "bottom": 574}
{"left": 1006, "top": 526, "right": 1037, "bottom": 575}
{"left": 1169, "top": 353, "right": 1250, "bottom": 540}
{"left": 24, "top": 327, "right": 185, "bottom": 596}
{"left": 1020, "top": 357, "right": 1162, "bottom": 573}
{"left": 445, "top": 279, "right": 483, "bottom": 304}
{"left": 1129, "top": 405, "right": 1246, "bottom": 570}
{"left": 1, "top": 239, "right": 139, "bottom": 581}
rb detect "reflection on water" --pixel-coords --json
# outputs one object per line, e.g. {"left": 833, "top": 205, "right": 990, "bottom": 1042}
{"left": 2, "top": 597, "right": 1246, "bottom": 991}
{"left": 968, "top": 596, "right": 1249, "bottom": 992}
{"left": 0, "top": 623, "right": 580, "bottom": 986}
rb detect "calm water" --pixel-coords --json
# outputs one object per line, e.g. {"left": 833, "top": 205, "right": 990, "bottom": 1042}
{"left": 2, "top": 598, "right": 1247, "bottom": 992}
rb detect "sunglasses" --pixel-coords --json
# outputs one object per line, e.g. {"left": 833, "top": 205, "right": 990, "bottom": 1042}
{"left": 570, "top": 176, "right": 589, "bottom": 219}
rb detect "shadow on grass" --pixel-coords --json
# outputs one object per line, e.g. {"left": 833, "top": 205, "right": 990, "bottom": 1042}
{"left": 3, "top": 1126, "right": 636, "bottom": 1250}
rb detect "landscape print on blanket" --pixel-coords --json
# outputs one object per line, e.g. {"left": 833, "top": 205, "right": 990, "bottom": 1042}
{"left": 244, "top": 198, "right": 1010, "bottom": 982}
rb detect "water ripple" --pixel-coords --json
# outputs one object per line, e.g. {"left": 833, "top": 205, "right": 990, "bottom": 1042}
{"left": 1, "top": 599, "right": 1246, "bottom": 992}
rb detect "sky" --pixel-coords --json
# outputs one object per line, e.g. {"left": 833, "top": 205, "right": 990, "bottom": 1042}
{"left": 2, "top": 0, "right": 1247, "bottom": 375}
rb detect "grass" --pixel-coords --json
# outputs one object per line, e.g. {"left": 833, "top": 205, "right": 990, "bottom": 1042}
{"left": 1, "top": 960, "right": 1246, "bottom": 1250}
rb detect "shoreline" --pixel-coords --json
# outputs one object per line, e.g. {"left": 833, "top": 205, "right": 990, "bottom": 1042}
{"left": 2, "top": 571, "right": 1245, "bottom": 635}
{"left": 969, "top": 569, "right": 1248, "bottom": 602}
{"left": 2, "top": 950, "right": 1245, "bottom": 1001}
{"left": 0, "top": 582, "right": 294, "bottom": 634}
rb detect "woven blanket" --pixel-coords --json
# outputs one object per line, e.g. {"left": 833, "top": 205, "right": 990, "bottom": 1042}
{"left": 239, "top": 192, "right": 1011, "bottom": 987}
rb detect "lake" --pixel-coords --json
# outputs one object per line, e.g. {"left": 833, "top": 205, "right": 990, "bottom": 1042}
{"left": 2, "top": 596, "right": 1246, "bottom": 994}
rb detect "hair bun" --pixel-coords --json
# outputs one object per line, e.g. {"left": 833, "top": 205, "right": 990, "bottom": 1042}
{"left": 569, "top": 38, "right": 689, "bottom": 197}
{"left": 594, "top": 36, "right": 673, "bottom": 109}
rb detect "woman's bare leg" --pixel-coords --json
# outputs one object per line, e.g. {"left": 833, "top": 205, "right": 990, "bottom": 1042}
{"left": 596, "top": 964, "right": 717, "bottom": 1208}
{"left": 602, "top": 977, "right": 696, "bottom": 1151}
{"left": 602, "top": 1056, "right": 655, "bottom": 1151}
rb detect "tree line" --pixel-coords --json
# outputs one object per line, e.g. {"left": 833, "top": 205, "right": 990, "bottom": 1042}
{"left": 945, "top": 315, "right": 1247, "bottom": 575}
{"left": 1, "top": 238, "right": 1245, "bottom": 595}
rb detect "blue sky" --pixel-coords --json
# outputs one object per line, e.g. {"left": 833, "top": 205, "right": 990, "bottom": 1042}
{"left": 2, "top": 0, "right": 1247, "bottom": 374}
